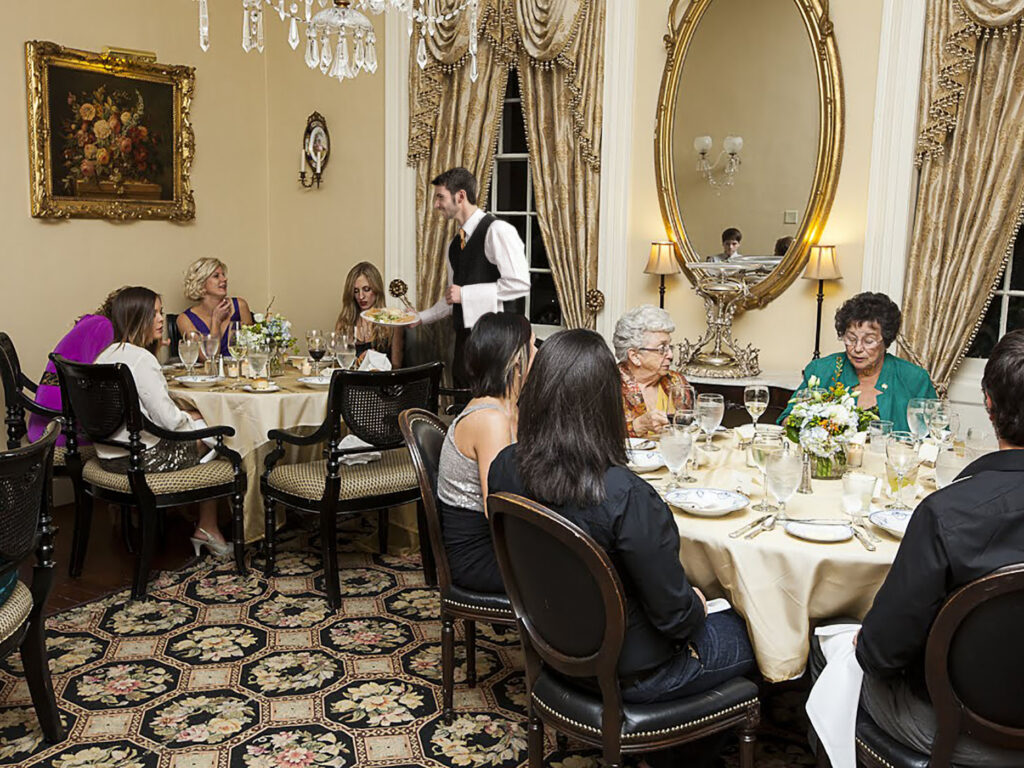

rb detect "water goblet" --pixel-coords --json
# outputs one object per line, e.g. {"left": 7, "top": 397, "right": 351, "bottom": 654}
{"left": 924, "top": 399, "right": 953, "bottom": 447}
{"left": 906, "top": 398, "right": 929, "bottom": 443}
{"left": 201, "top": 333, "right": 220, "bottom": 374}
{"left": 867, "top": 419, "right": 893, "bottom": 455}
{"left": 336, "top": 332, "right": 357, "bottom": 370}
{"left": 659, "top": 429, "right": 693, "bottom": 491}
{"left": 744, "top": 384, "right": 769, "bottom": 429}
{"left": 750, "top": 429, "right": 784, "bottom": 512}
{"left": 671, "top": 409, "right": 699, "bottom": 482}
{"left": 247, "top": 342, "right": 271, "bottom": 381}
{"left": 178, "top": 331, "right": 201, "bottom": 376}
{"left": 886, "top": 431, "right": 920, "bottom": 510}
{"left": 766, "top": 449, "right": 803, "bottom": 514}
{"left": 696, "top": 393, "right": 725, "bottom": 453}
{"left": 841, "top": 470, "right": 877, "bottom": 526}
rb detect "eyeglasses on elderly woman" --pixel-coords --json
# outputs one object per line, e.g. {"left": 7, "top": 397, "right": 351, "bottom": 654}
{"left": 636, "top": 344, "right": 674, "bottom": 357}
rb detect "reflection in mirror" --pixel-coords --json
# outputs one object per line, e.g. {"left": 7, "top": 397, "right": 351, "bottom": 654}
{"left": 672, "top": 0, "right": 819, "bottom": 284}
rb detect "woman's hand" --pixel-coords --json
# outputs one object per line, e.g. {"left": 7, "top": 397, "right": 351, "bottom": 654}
{"left": 633, "top": 410, "right": 668, "bottom": 436}
{"left": 693, "top": 586, "right": 708, "bottom": 616}
{"left": 212, "top": 298, "right": 232, "bottom": 327}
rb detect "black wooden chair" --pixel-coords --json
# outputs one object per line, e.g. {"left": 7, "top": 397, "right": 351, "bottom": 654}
{"left": 399, "top": 408, "right": 515, "bottom": 723}
{"left": 488, "top": 492, "right": 760, "bottom": 768}
{"left": 261, "top": 362, "right": 442, "bottom": 609}
{"left": 50, "top": 354, "right": 247, "bottom": 598}
{"left": 438, "top": 387, "right": 472, "bottom": 417}
{"left": 0, "top": 421, "right": 64, "bottom": 742}
{"left": 0, "top": 332, "right": 97, "bottom": 577}
{"left": 854, "top": 563, "right": 1024, "bottom": 768}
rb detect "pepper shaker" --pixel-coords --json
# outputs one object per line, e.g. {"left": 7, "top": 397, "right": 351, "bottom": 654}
{"left": 798, "top": 450, "right": 814, "bottom": 494}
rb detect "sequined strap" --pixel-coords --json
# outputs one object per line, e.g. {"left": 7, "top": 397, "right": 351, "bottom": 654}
{"left": 39, "top": 371, "right": 59, "bottom": 387}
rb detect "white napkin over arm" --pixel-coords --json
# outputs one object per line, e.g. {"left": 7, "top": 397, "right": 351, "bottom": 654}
{"left": 339, "top": 434, "right": 382, "bottom": 465}
{"left": 805, "top": 623, "right": 864, "bottom": 768}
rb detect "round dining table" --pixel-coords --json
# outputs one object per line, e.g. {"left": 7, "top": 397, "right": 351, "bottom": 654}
{"left": 644, "top": 433, "right": 928, "bottom": 683}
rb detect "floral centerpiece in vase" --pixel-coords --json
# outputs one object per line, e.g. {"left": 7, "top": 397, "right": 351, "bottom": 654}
{"left": 783, "top": 376, "right": 872, "bottom": 479}
{"left": 240, "top": 312, "right": 295, "bottom": 376}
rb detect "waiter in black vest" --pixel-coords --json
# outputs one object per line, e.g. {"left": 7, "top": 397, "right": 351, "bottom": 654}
{"left": 416, "top": 167, "right": 530, "bottom": 386}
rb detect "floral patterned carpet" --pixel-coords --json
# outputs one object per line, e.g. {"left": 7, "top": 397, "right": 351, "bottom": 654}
{"left": 0, "top": 514, "right": 815, "bottom": 768}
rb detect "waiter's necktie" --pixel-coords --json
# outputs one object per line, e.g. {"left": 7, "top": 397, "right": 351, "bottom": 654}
{"left": 459, "top": 228, "right": 467, "bottom": 250}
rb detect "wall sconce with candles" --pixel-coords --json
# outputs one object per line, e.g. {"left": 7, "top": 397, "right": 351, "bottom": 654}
{"left": 644, "top": 241, "right": 682, "bottom": 309}
{"left": 802, "top": 244, "right": 842, "bottom": 359}
{"left": 694, "top": 134, "right": 743, "bottom": 188}
{"left": 299, "top": 111, "right": 330, "bottom": 189}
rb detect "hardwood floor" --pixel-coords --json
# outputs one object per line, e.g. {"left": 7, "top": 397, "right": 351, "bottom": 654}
{"left": 18, "top": 499, "right": 217, "bottom": 615}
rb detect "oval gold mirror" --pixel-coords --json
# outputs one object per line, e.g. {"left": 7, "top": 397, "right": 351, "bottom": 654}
{"left": 655, "top": 0, "right": 843, "bottom": 310}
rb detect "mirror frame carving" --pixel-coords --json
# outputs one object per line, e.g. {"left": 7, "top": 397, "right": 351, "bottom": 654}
{"left": 654, "top": 0, "right": 844, "bottom": 310}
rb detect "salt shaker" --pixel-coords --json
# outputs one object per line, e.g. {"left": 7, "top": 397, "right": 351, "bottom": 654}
{"left": 798, "top": 451, "right": 814, "bottom": 494}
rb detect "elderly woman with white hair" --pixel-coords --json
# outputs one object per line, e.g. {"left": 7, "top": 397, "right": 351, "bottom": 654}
{"left": 614, "top": 305, "right": 693, "bottom": 437}
{"left": 176, "top": 257, "right": 253, "bottom": 359}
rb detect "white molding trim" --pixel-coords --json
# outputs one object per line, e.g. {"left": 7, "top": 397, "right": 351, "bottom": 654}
{"left": 861, "top": 0, "right": 927, "bottom": 299}
{"left": 596, "top": 0, "right": 638, "bottom": 341}
{"left": 384, "top": 13, "right": 418, "bottom": 298}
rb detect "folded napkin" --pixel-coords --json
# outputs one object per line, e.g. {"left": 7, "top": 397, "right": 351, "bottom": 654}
{"left": 734, "top": 424, "right": 755, "bottom": 443}
{"left": 806, "top": 623, "right": 863, "bottom": 768}
{"left": 358, "top": 350, "right": 392, "bottom": 372}
{"left": 702, "top": 466, "right": 760, "bottom": 497}
{"left": 339, "top": 434, "right": 382, "bottom": 465}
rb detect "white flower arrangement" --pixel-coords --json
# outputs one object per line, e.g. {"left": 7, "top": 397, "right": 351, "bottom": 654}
{"left": 239, "top": 312, "right": 295, "bottom": 351}
{"left": 784, "top": 376, "right": 870, "bottom": 460}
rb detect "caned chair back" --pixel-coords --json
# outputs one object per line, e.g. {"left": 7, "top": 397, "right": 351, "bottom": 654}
{"left": 926, "top": 562, "right": 1024, "bottom": 762}
{"left": 329, "top": 362, "right": 442, "bottom": 449}
{"left": 398, "top": 408, "right": 451, "bottom": 586}
{"left": 0, "top": 332, "right": 23, "bottom": 408}
{"left": 50, "top": 354, "right": 141, "bottom": 448}
{"left": 488, "top": 493, "right": 626, "bottom": 690}
{"left": 0, "top": 421, "right": 58, "bottom": 568}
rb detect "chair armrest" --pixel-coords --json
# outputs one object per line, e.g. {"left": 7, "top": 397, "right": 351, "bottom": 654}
{"left": 267, "top": 422, "right": 329, "bottom": 447}
{"left": 212, "top": 442, "right": 243, "bottom": 468}
{"left": 19, "top": 395, "right": 61, "bottom": 422}
{"left": 18, "top": 373, "right": 38, "bottom": 394}
{"left": 142, "top": 417, "right": 235, "bottom": 442}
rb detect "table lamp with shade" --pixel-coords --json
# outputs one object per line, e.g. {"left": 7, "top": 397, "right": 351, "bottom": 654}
{"left": 645, "top": 241, "right": 682, "bottom": 309}
{"left": 802, "top": 244, "right": 842, "bottom": 359}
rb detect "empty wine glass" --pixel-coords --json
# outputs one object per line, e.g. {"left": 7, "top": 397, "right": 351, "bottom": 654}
{"left": 670, "top": 382, "right": 696, "bottom": 414}
{"left": 696, "top": 393, "right": 725, "bottom": 453}
{"left": 744, "top": 384, "right": 769, "bottom": 429}
{"left": 766, "top": 449, "right": 803, "bottom": 514}
{"left": 886, "top": 431, "right": 920, "bottom": 510}
{"left": 660, "top": 429, "right": 693, "bottom": 491}
{"left": 751, "top": 429, "right": 784, "bottom": 511}
{"left": 178, "top": 331, "right": 200, "bottom": 376}
{"left": 307, "top": 332, "right": 326, "bottom": 376}
{"left": 201, "top": 333, "right": 220, "bottom": 373}
{"left": 906, "top": 398, "right": 929, "bottom": 443}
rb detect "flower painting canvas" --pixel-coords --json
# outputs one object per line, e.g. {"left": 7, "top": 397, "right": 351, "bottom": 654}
{"left": 26, "top": 41, "right": 196, "bottom": 220}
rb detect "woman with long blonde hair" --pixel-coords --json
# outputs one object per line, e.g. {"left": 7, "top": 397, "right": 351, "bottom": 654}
{"left": 335, "top": 262, "right": 403, "bottom": 367}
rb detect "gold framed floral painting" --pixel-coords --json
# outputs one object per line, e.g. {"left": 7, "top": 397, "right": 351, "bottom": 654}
{"left": 25, "top": 41, "right": 196, "bottom": 220}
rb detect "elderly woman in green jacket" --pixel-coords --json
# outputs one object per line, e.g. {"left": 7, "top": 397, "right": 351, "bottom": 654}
{"left": 780, "top": 292, "right": 936, "bottom": 431}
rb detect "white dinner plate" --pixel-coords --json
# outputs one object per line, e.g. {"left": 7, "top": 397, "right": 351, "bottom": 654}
{"left": 627, "top": 449, "right": 664, "bottom": 473}
{"left": 297, "top": 376, "right": 330, "bottom": 390}
{"left": 627, "top": 438, "right": 657, "bottom": 451}
{"left": 783, "top": 521, "right": 853, "bottom": 543}
{"left": 242, "top": 383, "right": 282, "bottom": 393}
{"left": 361, "top": 307, "right": 419, "bottom": 326}
{"left": 665, "top": 488, "right": 749, "bottom": 517}
{"left": 173, "top": 375, "right": 222, "bottom": 389}
{"left": 868, "top": 508, "right": 913, "bottom": 539}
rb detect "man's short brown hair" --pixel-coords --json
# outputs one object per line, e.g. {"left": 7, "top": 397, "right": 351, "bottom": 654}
{"left": 431, "top": 167, "right": 478, "bottom": 206}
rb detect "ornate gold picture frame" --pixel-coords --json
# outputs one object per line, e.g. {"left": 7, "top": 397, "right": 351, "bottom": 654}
{"left": 26, "top": 41, "right": 196, "bottom": 220}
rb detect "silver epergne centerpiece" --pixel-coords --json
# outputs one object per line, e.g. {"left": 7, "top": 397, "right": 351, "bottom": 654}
{"left": 675, "top": 263, "right": 761, "bottom": 378}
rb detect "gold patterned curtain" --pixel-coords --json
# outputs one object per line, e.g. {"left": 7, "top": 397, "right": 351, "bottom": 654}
{"left": 900, "top": 0, "right": 1024, "bottom": 393}
{"left": 408, "top": 0, "right": 605, "bottom": 330}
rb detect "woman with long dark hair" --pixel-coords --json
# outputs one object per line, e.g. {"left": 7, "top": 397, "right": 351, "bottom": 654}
{"left": 488, "top": 329, "right": 756, "bottom": 704}
{"left": 94, "top": 286, "right": 230, "bottom": 557}
{"left": 437, "top": 312, "right": 534, "bottom": 593}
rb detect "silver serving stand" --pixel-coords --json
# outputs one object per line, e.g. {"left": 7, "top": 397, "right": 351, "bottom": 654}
{"left": 676, "top": 263, "right": 762, "bottom": 378}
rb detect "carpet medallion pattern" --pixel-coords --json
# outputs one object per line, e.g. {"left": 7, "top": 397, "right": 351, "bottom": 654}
{"left": 0, "top": 516, "right": 814, "bottom": 767}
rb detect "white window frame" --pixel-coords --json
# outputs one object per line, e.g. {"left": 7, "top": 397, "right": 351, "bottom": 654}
{"left": 488, "top": 73, "right": 563, "bottom": 337}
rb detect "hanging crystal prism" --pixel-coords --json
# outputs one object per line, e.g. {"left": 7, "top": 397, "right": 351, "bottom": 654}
{"left": 242, "top": 1, "right": 255, "bottom": 52}
{"left": 276, "top": 0, "right": 286, "bottom": 21}
{"left": 305, "top": 26, "right": 319, "bottom": 67}
{"left": 468, "top": 1, "right": 477, "bottom": 55}
{"left": 320, "top": 32, "right": 332, "bottom": 73}
{"left": 288, "top": 16, "right": 300, "bottom": 48}
{"left": 353, "top": 30, "right": 365, "bottom": 72}
{"left": 365, "top": 30, "right": 378, "bottom": 73}
{"left": 256, "top": 4, "right": 265, "bottom": 52}
{"left": 416, "top": 33, "right": 428, "bottom": 69}
{"left": 198, "top": 0, "right": 210, "bottom": 52}
{"left": 469, "top": 52, "right": 478, "bottom": 82}
{"left": 407, "top": 4, "right": 413, "bottom": 36}
{"left": 305, "top": 0, "right": 314, "bottom": 22}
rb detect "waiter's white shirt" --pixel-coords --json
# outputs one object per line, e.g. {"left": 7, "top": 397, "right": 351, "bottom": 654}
{"left": 93, "top": 342, "right": 194, "bottom": 460}
{"left": 418, "top": 208, "right": 531, "bottom": 329}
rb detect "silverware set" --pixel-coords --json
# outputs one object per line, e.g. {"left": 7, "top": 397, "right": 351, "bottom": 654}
{"left": 727, "top": 513, "right": 882, "bottom": 551}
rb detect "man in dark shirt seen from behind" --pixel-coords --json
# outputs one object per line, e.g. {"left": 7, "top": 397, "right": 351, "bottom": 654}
{"left": 856, "top": 328, "right": 1024, "bottom": 766}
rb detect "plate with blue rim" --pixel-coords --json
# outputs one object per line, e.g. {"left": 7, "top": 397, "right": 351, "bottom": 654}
{"left": 665, "top": 488, "right": 749, "bottom": 517}
{"left": 868, "top": 507, "right": 913, "bottom": 539}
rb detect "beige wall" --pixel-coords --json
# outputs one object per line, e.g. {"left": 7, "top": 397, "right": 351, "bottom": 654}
{"left": 631, "top": 0, "right": 884, "bottom": 371}
{"left": 0, "top": 2, "right": 384, "bottom": 379}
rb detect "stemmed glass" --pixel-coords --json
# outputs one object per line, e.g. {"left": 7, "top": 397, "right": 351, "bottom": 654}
{"left": 670, "top": 382, "right": 696, "bottom": 414}
{"left": 744, "top": 384, "right": 769, "bottom": 429}
{"left": 766, "top": 448, "right": 803, "bottom": 514}
{"left": 659, "top": 428, "right": 693, "bottom": 491}
{"left": 202, "top": 333, "right": 220, "bottom": 374}
{"left": 671, "top": 409, "right": 699, "bottom": 482}
{"left": 750, "top": 429, "right": 784, "bottom": 511}
{"left": 335, "top": 332, "right": 356, "bottom": 370}
{"left": 247, "top": 342, "right": 271, "bottom": 381}
{"left": 906, "top": 398, "right": 929, "bottom": 443}
{"left": 696, "top": 393, "right": 725, "bottom": 452}
{"left": 307, "top": 332, "right": 326, "bottom": 376}
{"left": 178, "top": 331, "right": 200, "bottom": 376}
{"left": 924, "top": 399, "right": 956, "bottom": 448}
{"left": 886, "top": 431, "right": 920, "bottom": 510}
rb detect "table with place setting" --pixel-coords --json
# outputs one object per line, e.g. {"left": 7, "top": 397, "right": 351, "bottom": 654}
{"left": 632, "top": 430, "right": 938, "bottom": 683}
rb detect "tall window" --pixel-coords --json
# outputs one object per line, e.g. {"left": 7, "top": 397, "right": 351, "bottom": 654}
{"left": 482, "top": 70, "right": 563, "bottom": 329}
{"left": 966, "top": 222, "right": 1024, "bottom": 358}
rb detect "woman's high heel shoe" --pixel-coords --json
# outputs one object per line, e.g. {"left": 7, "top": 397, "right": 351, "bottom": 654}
{"left": 190, "top": 527, "right": 232, "bottom": 558}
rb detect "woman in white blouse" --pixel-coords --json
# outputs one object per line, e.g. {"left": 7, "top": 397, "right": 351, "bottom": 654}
{"left": 94, "top": 287, "right": 230, "bottom": 557}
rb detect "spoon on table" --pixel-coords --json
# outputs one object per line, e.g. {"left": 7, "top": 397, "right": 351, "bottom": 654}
{"left": 745, "top": 514, "right": 777, "bottom": 539}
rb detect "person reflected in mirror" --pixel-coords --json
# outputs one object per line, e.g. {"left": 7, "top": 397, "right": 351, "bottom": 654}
{"left": 779, "top": 292, "right": 936, "bottom": 430}
{"left": 335, "top": 262, "right": 403, "bottom": 367}
{"left": 614, "top": 306, "right": 693, "bottom": 437}
{"left": 774, "top": 235, "right": 794, "bottom": 257}
{"left": 709, "top": 227, "right": 743, "bottom": 263}
{"left": 177, "top": 257, "right": 253, "bottom": 360}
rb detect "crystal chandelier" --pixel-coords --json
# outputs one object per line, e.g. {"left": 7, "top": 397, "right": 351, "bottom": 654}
{"left": 693, "top": 135, "right": 743, "bottom": 189}
{"left": 195, "top": 0, "right": 479, "bottom": 83}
